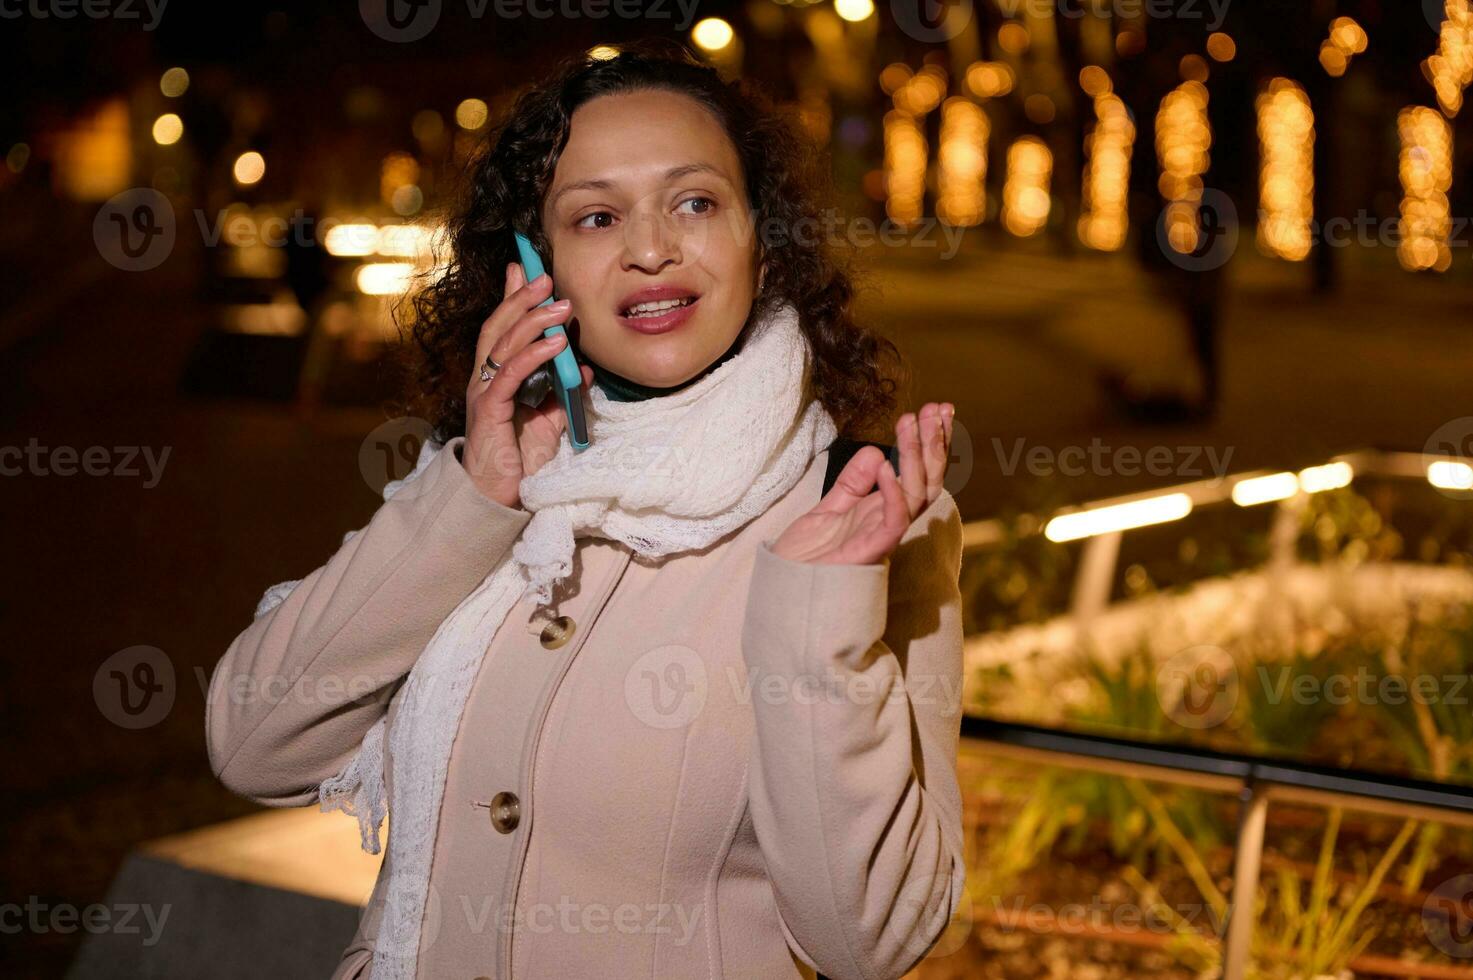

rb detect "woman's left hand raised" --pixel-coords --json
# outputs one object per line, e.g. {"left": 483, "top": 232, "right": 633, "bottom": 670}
{"left": 771, "top": 402, "right": 954, "bottom": 566}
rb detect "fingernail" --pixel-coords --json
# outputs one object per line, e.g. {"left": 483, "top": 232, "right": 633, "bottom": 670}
{"left": 546, "top": 334, "right": 566, "bottom": 346}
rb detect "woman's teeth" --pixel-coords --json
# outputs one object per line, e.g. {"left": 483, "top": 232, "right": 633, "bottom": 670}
{"left": 624, "top": 297, "right": 694, "bottom": 318}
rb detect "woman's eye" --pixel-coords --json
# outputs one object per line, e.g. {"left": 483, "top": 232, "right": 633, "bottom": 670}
{"left": 675, "top": 197, "right": 715, "bottom": 216}
{"left": 576, "top": 211, "right": 616, "bottom": 230}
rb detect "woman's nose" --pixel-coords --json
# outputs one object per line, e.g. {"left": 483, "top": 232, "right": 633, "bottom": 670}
{"left": 620, "top": 209, "right": 682, "bottom": 273}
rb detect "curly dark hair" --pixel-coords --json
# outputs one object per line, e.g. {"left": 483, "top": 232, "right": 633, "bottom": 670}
{"left": 388, "top": 40, "right": 903, "bottom": 444}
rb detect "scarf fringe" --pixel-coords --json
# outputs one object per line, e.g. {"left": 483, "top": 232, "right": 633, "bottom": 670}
{"left": 318, "top": 713, "right": 388, "bottom": 854}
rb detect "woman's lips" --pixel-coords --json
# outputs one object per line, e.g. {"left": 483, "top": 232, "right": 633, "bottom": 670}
{"left": 617, "top": 296, "right": 700, "bottom": 335}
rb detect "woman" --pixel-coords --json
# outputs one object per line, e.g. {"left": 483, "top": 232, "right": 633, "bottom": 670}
{"left": 206, "top": 43, "right": 965, "bottom": 980}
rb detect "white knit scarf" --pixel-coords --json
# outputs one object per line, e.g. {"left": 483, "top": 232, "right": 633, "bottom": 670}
{"left": 268, "top": 300, "right": 835, "bottom": 979}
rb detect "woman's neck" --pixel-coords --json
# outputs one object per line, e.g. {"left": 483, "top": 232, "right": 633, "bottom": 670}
{"left": 590, "top": 327, "right": 747, "bottom": 402}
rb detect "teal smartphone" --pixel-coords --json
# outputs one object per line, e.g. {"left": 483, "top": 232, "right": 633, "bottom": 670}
{"left": 513, "top": 232, "right": 589, "bottom": 452}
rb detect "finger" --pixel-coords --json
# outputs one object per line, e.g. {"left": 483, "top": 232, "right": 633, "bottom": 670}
{"left": 874, "top": 456, "right": 910, "bottom": 547}
{"left": 486, "top": 299, "right": 572, "bottom": 368}
{"left": 918, "top": 403, "right": 945, "bottom": 504}
{"left": 508, "top": 271, "right": 553, "bottom": 311}
{"left": 895, "top": 412, "right": 926, "bottom": 520}
{"left": 812, "top": 445, "right": 885, "bottom": 515}
{"left": 472, "top": 272, "right": 555, "bottom": 386}
{"left": 478, "top": 332, "right": 568, "bottom": 409}
{"left": 477, "top": 269, "right": 553, "bottom": 355}
{"left": 471, "top": 290, "right": 562, "bottom": 394}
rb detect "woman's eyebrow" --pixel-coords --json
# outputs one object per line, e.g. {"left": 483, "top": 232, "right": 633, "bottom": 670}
{"left": 548, "top": 163, "right": 730, "bottom": 210}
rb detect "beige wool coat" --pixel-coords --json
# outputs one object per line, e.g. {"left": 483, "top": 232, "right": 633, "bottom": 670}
{"left": 205, "top": 433, "right": 968, "bottom": 980}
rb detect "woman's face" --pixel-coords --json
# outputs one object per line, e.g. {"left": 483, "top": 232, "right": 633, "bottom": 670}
{"left": 539, "top": 89, "right": 761, "bottom": 388}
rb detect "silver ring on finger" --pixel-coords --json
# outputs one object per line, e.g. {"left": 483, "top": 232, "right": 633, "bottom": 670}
{"left": 479, "top": 351, "right": 502, "bottom": 383}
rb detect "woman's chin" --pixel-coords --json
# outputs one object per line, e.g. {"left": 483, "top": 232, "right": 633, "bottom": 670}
{"left": 604, "top": 353, "right": 704, "bottom": 389}
{"left": 589, "top": 324, "right": 743, "bottom": 389}
{"left": 625, "top": 367, "right": 695, "bottom": 388}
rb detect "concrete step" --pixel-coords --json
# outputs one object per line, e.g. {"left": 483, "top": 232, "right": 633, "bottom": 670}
{"left": 67, "top": 808, "right": 381, "bottom": 979}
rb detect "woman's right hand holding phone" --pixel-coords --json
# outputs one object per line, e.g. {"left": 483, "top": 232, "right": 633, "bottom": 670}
{"left": 462, "top": 262, "right": 594, "bottom": 510}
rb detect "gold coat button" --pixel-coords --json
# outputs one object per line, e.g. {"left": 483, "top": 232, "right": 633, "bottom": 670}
{"left": 539, "top": 615, "right": 575, "bottom": 650}
{"left": 487, "top": 791, "right": 519, "bottom": 833}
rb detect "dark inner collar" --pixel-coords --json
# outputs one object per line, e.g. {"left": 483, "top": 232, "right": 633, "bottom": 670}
{"left": 589, "top": 325, "right": 748, "bottom": 402}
